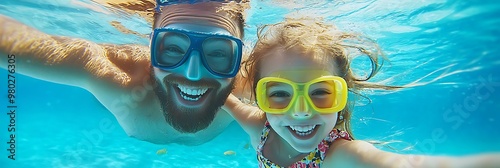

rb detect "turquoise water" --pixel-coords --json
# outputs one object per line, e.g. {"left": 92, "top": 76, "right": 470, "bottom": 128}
{"left": 1, "top": 0, "right": 500, "bottom": 167}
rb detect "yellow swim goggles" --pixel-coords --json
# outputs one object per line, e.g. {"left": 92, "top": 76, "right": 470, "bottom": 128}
{"left": 256, "top": 75, "right": 348, "bottom": 114}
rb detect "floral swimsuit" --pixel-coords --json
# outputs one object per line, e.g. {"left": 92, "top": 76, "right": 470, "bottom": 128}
{"left": 257, "top": 121, "right": 352, "bottom": 168}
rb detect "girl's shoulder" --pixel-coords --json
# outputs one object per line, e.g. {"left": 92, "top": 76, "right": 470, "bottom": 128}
{"left": 322, "top": 139, "right": 379, "bottom": 167}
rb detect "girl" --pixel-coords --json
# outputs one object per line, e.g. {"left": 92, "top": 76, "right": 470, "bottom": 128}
{"left": 224, "top": 17, "right": 499, "bottom": 167}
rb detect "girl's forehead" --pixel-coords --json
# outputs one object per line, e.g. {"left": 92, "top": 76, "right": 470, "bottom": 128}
{"left": 259, "top": 47, "right": 340, "bottom": 82}
{"left": 269, "top": 70, "right": 332, "bottom": 83}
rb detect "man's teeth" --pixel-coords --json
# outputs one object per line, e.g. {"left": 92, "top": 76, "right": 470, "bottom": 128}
{"left": 178, "top": 85, "right": 208, "bottom": 95}
{"left": 290, "top": 125, "right": 316, "bottom": 136}
{"left": 181, "top": 94, "right": 200, "bottom": 101}
{"left": 177, "top": 85, "right": 208, "bottom": 101}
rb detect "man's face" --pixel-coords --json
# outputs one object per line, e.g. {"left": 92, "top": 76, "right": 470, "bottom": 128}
{"left": 151, "top": 23, "right": 237, "bottom": 133}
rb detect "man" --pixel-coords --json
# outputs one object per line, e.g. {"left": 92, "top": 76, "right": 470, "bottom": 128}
{"left": 0, "top": 0, "right": 248, "bottom": 145}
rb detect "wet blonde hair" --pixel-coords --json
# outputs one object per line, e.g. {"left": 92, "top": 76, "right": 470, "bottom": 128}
{"left": 242, "top": 17, "right": 403, "bottom": 139}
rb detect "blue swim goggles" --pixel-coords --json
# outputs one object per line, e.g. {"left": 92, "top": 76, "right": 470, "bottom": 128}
{"left": 150, "top": 27, "right": 243, "bottom": 78}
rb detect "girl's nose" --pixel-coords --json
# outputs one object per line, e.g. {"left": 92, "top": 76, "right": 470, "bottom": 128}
{"left": 292, "top": 95, "right": 312, "bottom": 120}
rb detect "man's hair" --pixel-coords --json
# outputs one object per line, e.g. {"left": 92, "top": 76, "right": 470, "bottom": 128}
{"left": 152, "top": 1, "right": 250, "bottom": 38}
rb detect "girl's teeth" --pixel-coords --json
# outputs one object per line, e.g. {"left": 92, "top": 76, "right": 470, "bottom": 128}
{"left": 290, "top": 125, "right": 316, "bottom": 132}
{"left": 289, "top": 125, "right": 316, "bottom": 136}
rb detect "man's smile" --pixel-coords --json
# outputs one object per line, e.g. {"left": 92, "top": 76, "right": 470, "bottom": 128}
{"left": 177, "top": 84, "right": 209, "bottom": 101}
{"left": 173, "top": 84, "right": 213, "bottom": 106}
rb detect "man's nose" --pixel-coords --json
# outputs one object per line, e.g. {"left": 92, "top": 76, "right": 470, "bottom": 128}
{"left": 184, "top": 50, "right": 202, "bottom": 81}
{"left": 292, "top": 95, "right": 312, "bottom": 120}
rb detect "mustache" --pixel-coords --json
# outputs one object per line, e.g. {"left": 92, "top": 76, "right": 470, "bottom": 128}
{"left": 163, "top": 73, "right": 220, "bottom": 88}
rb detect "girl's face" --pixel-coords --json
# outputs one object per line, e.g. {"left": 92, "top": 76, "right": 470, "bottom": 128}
{"left": 259, "top": 47, "right": 340, "bottom": 153}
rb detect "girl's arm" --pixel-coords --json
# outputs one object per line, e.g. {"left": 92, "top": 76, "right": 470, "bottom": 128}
{"left": 325, "top": 139, "right": 500, "bottom": 168}
{"left": 223, "top": 94, "right": 266, "bottom": 142}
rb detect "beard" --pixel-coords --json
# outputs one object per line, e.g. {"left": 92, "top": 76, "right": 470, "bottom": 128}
{"left": 150, "top": 69, "right": 234, "bottom": 133}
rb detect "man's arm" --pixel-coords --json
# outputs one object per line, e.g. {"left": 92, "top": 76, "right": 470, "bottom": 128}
{"left": 0, "top": 14, "right": 149, "bottom": 89}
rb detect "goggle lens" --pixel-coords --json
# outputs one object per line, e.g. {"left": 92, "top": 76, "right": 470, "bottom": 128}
{"left": 308, "top": 80, "right": 336, "bottom": 108}
{"left": 202, "top": 37, "right": 237, "bottom": 74}
{"left": 155, "top": 31, "right": 189, "bottom": 66}
{"left": 264, "top": 81, "right": 294, "bottom": 110}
